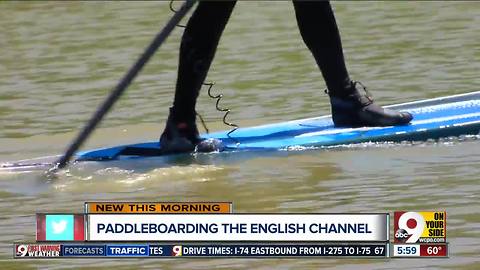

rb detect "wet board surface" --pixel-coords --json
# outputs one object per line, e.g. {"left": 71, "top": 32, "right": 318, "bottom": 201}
{"left": 75, "top": 91, "right": 480, "bottom": 162}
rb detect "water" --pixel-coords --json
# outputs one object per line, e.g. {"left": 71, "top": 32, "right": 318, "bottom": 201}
{"left": 1, "top": 1, "right": 479, "bottom": 269}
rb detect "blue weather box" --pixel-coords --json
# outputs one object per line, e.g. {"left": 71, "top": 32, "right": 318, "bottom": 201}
{"left": 46, "top": 215, "right": 74, "bottom": 241}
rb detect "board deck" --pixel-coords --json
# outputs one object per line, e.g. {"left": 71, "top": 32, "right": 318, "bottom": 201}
{"left": 75, "top": 91, "right": 480, "bottom": 161}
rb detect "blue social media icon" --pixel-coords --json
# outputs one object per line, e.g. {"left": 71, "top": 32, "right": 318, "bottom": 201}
{"left": 46, "top": 215, "right": 74, "bottom": 241}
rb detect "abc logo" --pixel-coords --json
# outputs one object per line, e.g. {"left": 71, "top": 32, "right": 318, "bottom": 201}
{"left": 172, "top": 245, "right": 182, "bottom": 256}
{"left": 394, "top": 229, "right": 410, "bottom": 243}
{"left": 16, "top": 245, "right": 28, "bottom": 257}
{"left": 395, "top": 212, "right": 425, "bottom": 243}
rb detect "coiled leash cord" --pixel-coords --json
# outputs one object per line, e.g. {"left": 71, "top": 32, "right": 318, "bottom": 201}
{"left": 169, "top": 0, "right": 239, "bottom": 143}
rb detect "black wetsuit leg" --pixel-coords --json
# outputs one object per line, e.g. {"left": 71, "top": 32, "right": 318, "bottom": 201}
{"left": 292, "top": 1, "right": 412, "bottom": 126}
{"left": 292, "top": 1, "right": 351, "bottom": 96}
{"left": 172, "top": 1, "right": 236, "bottom": 122}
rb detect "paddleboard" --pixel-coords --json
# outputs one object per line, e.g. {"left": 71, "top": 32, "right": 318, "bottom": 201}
{"left": 75, "top": 91, "right": 480, "bottom": 161}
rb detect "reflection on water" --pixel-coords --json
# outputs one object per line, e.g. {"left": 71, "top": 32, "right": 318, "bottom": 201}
{"left": 1, "top": 1, "right": 479, "bottom": 269}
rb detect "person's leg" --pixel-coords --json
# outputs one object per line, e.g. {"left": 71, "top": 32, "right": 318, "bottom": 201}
{"left": 172, "top": 0, "right": 236, "bottom": 122}
{"left": 293, "top": 1, "right": 412, "bottom": 127}
{"left": 161, "top": 1, "right": 236, "bottom": 152}
{"left": 293, "top": 0, "right": 350, "bottom": 95}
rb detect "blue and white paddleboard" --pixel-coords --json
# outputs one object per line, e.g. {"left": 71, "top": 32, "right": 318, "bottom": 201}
{"left": 75, "top": 91, "right": 480, "bottom": 162}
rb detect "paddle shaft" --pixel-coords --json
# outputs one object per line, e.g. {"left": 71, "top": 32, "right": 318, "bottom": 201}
{"left": 55, "top": 0, "right": 195, "bottom": 169}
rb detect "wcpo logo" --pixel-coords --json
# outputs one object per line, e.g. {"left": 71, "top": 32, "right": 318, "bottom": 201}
{"left": 394, "top": 211, "right": 446, "bottom": 243}
{"left": 172, "top": 245, "right": 183, "bottom": 256}
{"left": 16, "top": 244, "right": 29, "bottom": 257}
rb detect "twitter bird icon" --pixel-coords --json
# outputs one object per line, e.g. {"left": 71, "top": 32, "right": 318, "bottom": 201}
{"left": 46, "top": 215, "right": 74, "bottom": 240}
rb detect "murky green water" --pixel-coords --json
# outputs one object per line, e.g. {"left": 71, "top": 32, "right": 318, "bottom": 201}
{"left": 1, "top": 1, "right": 479, "bottom": 269}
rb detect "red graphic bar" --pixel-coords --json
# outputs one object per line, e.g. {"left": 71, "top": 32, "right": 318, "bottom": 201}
{"left": 36, "top": 214, "right": 46, "bottom": 241}
{"left": 74, "top": 215, "right": 85, "bottom": 241}
{"left": 420, "top": 244, "right": 448, "bottom": 257}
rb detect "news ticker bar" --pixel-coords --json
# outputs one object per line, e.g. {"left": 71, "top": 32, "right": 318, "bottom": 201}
{"left": 15, "top": 243, "right": 389, "bottom": 258}
{"left": 15, "top": 243, "right": 449, "bottom": 259}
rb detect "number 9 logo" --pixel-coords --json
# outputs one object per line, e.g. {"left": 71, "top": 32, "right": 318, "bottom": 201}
{"left": 398, "top": 212, "right": 424, "bottom": 243}
{"left": 16, "top": 245, "right": 28, "bottom": 257}
{"left": 172, "top": 245, "right": 182, "bottom": 256}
